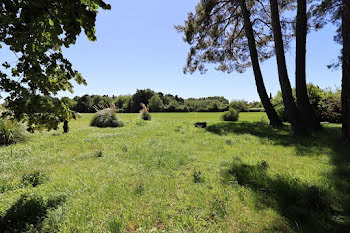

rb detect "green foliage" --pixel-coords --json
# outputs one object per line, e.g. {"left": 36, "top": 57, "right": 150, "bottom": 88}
{"left": 175, "top": 0, "right": 278, "bottom": 75}
{"left": 185, "top": 96, "right": 229, "bottom": 112}
{"left": 221, "top": 108, "right": 240, "bottom": 121}
{"left": 230, "top": 100, "right": 249, "bottom": 112}
{"left": 65, "top": 92, "right": 265, "bottom": 114}
{"left": 21, "top": 170, "right": 47, "bottom": 187}
{"left": 90, "top": 108, "right": 124, "bottom": 128}
{"left": 131, "top": 89, "right": 155, "bottom": 112}
{"left": 148, "top": 94, "right": 164, "bottom": 112}
{"left": 0, "top": 0, "right": 111, "bottom": 131}
{"left": 272, "top": 84, "right": 342, "bottom": 123}
{"left": 0, "top": 118, "right": 26, "bottom": 146}
{"left": 140, "top": 104, "right": 152, "bottom": 121}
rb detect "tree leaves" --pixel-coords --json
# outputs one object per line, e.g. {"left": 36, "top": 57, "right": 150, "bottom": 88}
{"left": 0, "top": 0, "right": 111, "bottom": 131}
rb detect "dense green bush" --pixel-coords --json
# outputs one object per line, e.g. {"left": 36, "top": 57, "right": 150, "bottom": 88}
{"left": 271, "top": 84, "right": 342, "bottom": 123}
{"left": 0, "top": 118, "right": 26, "bottom": 146}
{"left": 148, "top": 94, "right": 164, "bottom": 112}
{"left": 229, "top": 100, "right": 248, "bottom": 112}
{"left": 90, "top": 108, "right": 124, "bottom": 128}
{"left": 221, "top": 108, "right": 239, "bottom": 121}
{"left": 140, "top": 103, "right": 151, "bottom": 121}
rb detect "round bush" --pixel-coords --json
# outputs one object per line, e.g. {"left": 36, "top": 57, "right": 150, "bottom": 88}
{"left": 140, "top": 111, "right": 151, "bottom": 121}
{"left": 139, "top": 103, "right": 151, "bottom": 121}
{"left": 90, "top": 108, "right": 124, "bottom": 128}
{"left": 0, "top": 118, "right": 26, "bottom": 146}
{"left": 221, "top": 108, "right": 239, "bottom": 121}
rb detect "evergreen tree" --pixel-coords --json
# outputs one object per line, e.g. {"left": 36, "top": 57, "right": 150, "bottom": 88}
{"left": 176, "top": 0, "right": 282, "bottom": 126}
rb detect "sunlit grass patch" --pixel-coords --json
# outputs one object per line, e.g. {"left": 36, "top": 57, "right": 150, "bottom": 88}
{"left": 0, "top": 112, "right": 349, "bottom": 232}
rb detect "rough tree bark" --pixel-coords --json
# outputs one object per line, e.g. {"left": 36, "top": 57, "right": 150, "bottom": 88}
{"left": 269, "top": 0, "right": 306, "bottom": 135}
{"left": 296, "top": 0, "right": 322, "bottom": 131}
{"left": 342, "top": 0, "right": 350, "bottom": 143}
{"left": 238, "top": 0, "right": 283, "bottom": 127}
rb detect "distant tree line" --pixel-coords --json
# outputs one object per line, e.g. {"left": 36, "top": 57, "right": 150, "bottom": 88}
{"left": 61, "top": 89, "right": 263, "bottom": 113}
{"left": 61, "top": 85, "right": 341, "bottom": 122}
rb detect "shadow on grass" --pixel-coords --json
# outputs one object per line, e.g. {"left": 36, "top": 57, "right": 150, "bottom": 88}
{"left": 0, "top": 193, "right": 65, "bottom": 233}
{"left": 208, "top": 121, "right": 338, "bottom": 151}
{"left": 210, "top": 121, "right": 350, "bottom": 232}
{"left": 221, "top": 159, "right": 350, "bottom": 232}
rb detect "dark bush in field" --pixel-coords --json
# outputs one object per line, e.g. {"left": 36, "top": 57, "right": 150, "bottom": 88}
{"left": 140, "top": 103, "right": 151, "bottom": 121}
{"left": 90, "top": 108, "right": 124, "bottom": 128}
{"left": 0, "top": 118, "right": 25, "bottom": 146}
{"left": 221, "top": 108, "right": 239, "bottom": 122}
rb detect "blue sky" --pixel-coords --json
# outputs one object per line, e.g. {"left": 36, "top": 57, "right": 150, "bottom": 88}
{"left": 1, "top": 0, "right": 342, "bottom": 102}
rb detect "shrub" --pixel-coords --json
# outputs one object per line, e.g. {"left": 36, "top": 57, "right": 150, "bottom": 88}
{"left": 271, "top": 84, "right": 342, "bottom": 123}
{"left": 0, "top": 118, "right": 26, "bottom": 146}
{"left": 321, "top": 94, "right": 342, "bottom": 123}
{"left": 90, "top": 104, "right": 124, "bottom": 128}
{"left": 140, "top": 103, "right": 151, "bottom": 121}
{"left": 221, "top": 108, "right": 239, "bottom": 121}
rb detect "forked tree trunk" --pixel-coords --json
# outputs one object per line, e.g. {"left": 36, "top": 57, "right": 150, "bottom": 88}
{"left": 238, "top": 0, "right": 283, "bottom": 127}
{"left": 342, "top": 0, "right": 350, "bottom": 143}
{"left": 269, "top": 0, "right": 306, "bottom": 135}
{"left": 296, "top": 0, "right": 322, "bottom": 131}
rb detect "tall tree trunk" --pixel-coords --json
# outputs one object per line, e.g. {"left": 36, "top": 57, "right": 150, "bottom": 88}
{"left": 296, "top": 0, "right": 322, "bottom": 131}
{"left": 269, "top": 0, "right": 306, "bottom": 135}
{"left": 342, "top": 0, "right": 350, "bottom": 143}
{"left": 238, "top": 0, "right": 283, "bottom": 127}
{"left": 346, "top": 0, "right": 350, "bottom": 15}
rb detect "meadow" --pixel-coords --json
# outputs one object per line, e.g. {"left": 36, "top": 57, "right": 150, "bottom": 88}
{"left": 0, "top": 112, "right": 349, "bottom": 232}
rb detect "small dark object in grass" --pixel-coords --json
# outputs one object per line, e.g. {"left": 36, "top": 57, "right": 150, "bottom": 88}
{"left": 195, "top": 122, "right": 207, "bottom": 128}
{"left": 134, "top": 183, "right": 145, "bottom": 195}
{"left": 259, "top": 160, "right": 269, "bottom": 170}
{"left": 96, "top": 151, "right": 103, "bottom": 158}
{"left": 193, "top": 170, "right": 204, "bottom": 183}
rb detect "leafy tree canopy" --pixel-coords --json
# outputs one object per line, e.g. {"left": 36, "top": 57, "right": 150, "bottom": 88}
{"left": 0, "top": 0, "right": 111, "bottom": 131}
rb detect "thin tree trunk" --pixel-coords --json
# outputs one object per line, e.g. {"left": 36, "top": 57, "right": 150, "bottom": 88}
{"left": 296, "top": 0, "right": 322, "bottom": 131}
{"left": 238, "top": 0, "right": 283, "bottom": 127}
{"left": 269, "top": 0, "right": 306, "bottom": 135}
{"left": 342, "top": 0, "right": 350, "bottom": 143}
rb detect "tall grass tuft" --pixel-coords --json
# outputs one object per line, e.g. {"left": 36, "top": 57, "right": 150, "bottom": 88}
{"left": 90, "top": 103, "right": 124, "bottom": 128}
{"left": 0, "top": 118, "right": 26, "bottom": 146}
{"left": 140, "top": 103, "right": 151, "bottom": 121}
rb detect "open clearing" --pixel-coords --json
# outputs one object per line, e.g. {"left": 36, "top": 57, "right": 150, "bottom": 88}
{"left": 1, "top": 112, "right": 349, "bottom": 232}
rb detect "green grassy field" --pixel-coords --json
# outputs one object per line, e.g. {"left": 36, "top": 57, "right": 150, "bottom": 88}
{"left": 0, "top": 112, "right": 349, "bottom": 232}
